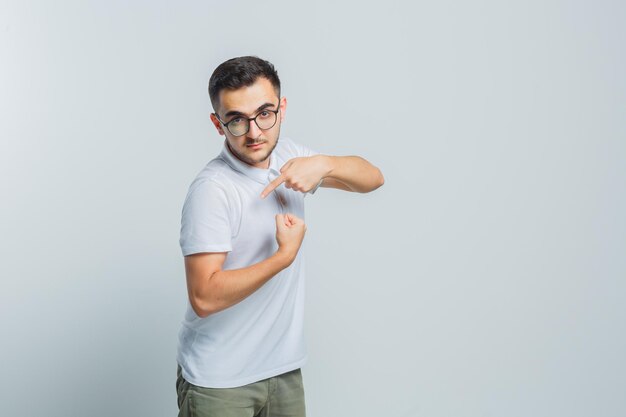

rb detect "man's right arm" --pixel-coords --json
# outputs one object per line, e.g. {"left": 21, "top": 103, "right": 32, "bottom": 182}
{"left": 184, "top": 213, "right": 306, "bottom": 317}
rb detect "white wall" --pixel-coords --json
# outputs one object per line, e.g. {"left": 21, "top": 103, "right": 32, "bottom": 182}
{"left": 1, "top": 1, "right": 624, "bottom": 416}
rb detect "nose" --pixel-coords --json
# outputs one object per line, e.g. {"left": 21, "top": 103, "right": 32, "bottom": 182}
{"left": 246, "top": 119, "right": 263, "bottom": 139}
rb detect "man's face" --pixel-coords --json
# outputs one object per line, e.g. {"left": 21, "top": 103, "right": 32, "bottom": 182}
{"left": 210, "top": 77, "right": 286, "bottom": 169}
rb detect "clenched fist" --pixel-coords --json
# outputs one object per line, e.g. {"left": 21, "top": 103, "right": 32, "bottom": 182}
{"left": 275, "top": 213, "right": 307, "bottom": 262}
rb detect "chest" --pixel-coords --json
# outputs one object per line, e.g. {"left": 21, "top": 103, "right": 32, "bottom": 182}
{"left": 226, "top": 179, "right": 305, "bottom": 266}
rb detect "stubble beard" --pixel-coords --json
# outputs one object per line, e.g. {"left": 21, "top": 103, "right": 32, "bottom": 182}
{"left": 229, "top": 126, "right": 281, "bottom": 167}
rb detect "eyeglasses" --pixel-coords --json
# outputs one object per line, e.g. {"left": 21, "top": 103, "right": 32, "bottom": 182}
{"left": 215, "top": 102, "right": 281, "bottom": 137}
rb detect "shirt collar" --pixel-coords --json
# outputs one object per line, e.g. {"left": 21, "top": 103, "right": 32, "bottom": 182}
{"left": 219, "top": 140, "right": 281, "bottom": 184}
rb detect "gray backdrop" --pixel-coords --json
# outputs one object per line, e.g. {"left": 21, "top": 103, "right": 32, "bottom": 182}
{"left": 1, "top": 1, "right": 625, "bottom": 416}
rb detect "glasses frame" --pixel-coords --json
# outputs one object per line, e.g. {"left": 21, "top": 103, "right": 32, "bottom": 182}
{"left": 214, "top": 100, "right": 281, "bottom": 137}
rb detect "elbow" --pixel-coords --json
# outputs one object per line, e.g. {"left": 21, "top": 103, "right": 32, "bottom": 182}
{"left": 190, "top": 300, "right": 211, "bottom": 318}
{"left": 359, "top": 168, "right": 384, "bottom": 193}
{"left": 189, "top": 295, "right": 218, "bottom": 318}
{"left": 187, "top": 268, "right": 223, "bottom": 318}
{"left": 377, "top": 169, "right": 385, "bottom": 188}
{"left": 370, "top": 168, "right": 385, "bottom": 191}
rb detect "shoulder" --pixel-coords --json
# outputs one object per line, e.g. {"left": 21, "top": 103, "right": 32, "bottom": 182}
{"left": 187, "top": 157, "right": 236, "bottom": 194}
{"left": 183, "top": 159, "right": 239, "bottom": 209}
{"left": 276, "top": 137, "right": 318, "bottom": 159}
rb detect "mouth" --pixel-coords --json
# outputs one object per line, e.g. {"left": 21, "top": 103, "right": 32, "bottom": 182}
{"left": 246, "top": 142, "right": 266, "bottom": 149}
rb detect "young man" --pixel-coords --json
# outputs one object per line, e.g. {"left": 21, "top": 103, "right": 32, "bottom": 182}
{"left": 176, "top": 56, "right": 384, "bottom": 417}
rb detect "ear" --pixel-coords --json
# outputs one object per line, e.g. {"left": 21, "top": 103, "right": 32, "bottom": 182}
{"left": 210, "top": 113, "right": 225, "bottom": 136}
{"left": 279, "top": 96, "right": 287, "bottom": 123}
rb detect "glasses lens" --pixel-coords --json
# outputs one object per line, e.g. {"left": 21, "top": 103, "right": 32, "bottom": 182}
{"left": 255, "top": 111, "right": 277, "bottom": 130}
{"left": 227, "top": 118, "right": 249, "bottom": 136}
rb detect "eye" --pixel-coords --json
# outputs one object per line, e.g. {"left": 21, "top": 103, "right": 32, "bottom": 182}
{"left": 258, "top": 111, "right": 271, "bottom": 118}
{"left": 230, "top": 117, "right": 244, "bottom": 125}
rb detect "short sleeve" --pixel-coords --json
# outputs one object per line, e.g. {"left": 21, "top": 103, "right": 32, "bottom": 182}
{"left": 290, "top": 140, "right": 320, "bottom": 158}
{"left": 179, "top": 179, "right": 233, "bottom": 256}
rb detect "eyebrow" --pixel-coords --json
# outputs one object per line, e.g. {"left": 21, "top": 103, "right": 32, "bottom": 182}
{"left": 223, "top": 102, "right": 278, "bottom": 119}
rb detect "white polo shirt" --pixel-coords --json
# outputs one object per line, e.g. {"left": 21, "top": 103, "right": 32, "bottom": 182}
{"left": 177, "top": 136, "right": 319, "bottom": 388}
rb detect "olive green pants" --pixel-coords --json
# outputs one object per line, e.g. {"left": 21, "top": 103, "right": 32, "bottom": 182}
{"left": 176, "top": 365, "right": 306, "bottom": 417}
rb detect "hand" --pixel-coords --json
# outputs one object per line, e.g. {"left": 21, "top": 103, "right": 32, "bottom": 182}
{"left": 275, "top": 213, "right": 307, "bottom": 261}
{"left": 261, "top": 155, "right": 331, "bottom": 198}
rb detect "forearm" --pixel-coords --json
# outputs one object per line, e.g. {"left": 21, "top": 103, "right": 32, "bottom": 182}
{"left": 322, "top": 155, "right": 384, "bottom": 193}
{"left": 193, "top": 250, "right": 293, "bottom": 317}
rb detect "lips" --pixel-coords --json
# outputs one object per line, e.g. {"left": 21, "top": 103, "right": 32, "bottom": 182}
{"left": 246, "top": 142, "right": 265, "bottom": 149}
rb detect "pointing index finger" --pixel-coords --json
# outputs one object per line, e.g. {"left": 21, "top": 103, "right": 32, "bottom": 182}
{"left": 261, "top": 174, "right": 285, "bottom": 198}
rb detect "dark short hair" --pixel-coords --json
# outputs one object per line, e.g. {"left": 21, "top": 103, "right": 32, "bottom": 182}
{"left": 208, "top": 56, "right": 281, "bottom": 111}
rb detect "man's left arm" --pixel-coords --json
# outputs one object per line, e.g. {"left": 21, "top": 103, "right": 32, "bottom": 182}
{"left": 318, "top": 155, "right": 384, "bottom": 192}
{"left": 261, "top": 154, "right": 384, "bottom": 198}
